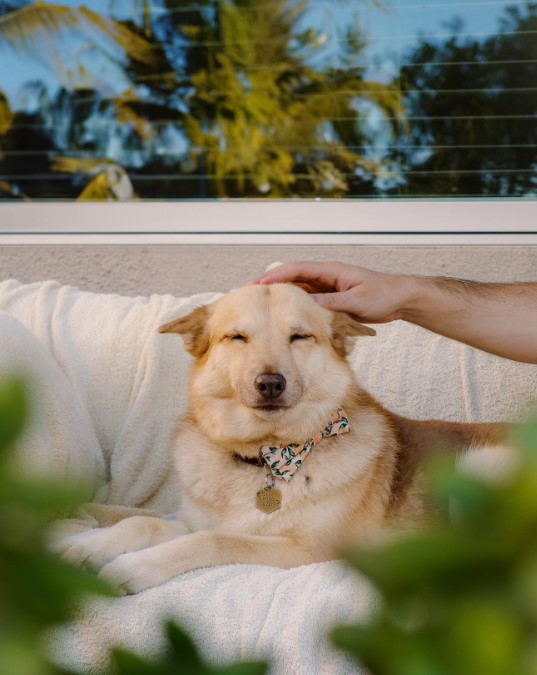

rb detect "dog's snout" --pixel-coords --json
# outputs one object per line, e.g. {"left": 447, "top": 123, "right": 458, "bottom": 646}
{"left": 255, "top": 373, "right": 287, "bottom": 400}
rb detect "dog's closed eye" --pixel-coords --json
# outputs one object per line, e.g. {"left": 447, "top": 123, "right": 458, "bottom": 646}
{"left": 228, "top": 333, "right": 247, "bottom": 342}
{"left": 290, "top": 333, "right": 312, "bottom": 342}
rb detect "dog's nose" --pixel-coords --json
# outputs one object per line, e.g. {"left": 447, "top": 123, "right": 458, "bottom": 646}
{"left": 255, "top": 373, "right": 287, "bottom": 400}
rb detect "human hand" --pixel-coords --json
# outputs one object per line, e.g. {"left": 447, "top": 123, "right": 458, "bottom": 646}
{"left": 250, "top": 261, "right": 416, "bottom": 323}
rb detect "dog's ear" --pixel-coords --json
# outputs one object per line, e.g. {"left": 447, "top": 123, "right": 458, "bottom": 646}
{"left": 331, "top": 312, "right": 376, "bottom": 357}
{"left": 158, "top": 305, "right": 210, "bottom": 357}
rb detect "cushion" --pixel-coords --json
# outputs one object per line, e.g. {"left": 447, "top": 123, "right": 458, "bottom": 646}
{"left": 0, "top": 278, "right": 221, "bottom": 510}
{"left": 0, "top": 310, "right": 104, "bottom": 494}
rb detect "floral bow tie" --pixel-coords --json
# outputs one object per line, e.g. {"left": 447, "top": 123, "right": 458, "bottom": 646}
{"left": 260, "top": 408, "right": 350, "bottom": 482}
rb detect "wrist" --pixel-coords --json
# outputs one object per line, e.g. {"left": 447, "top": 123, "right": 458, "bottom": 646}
{"left": 394, "top": 275, "right": 429, "bottom": 322}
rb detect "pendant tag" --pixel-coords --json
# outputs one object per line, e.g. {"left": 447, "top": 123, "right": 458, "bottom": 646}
{"left": 256, "top": 486, "right": 282, "bottom": 513}
{"left": 255, "top": 474, "right": 282, "bottom": 514}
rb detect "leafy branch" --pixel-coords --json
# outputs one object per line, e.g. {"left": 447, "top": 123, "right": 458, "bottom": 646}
{"left": 0, "top": 376, "right": 267, "bottom": 675}
{"left": 333, "top": 418, "right": 537, "bottom": 675}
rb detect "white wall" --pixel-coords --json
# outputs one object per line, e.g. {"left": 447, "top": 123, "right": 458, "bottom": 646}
{"left": 0, "top": 244, "right": 535, "bottom": 296}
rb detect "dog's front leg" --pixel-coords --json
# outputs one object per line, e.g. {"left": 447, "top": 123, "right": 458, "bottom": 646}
{"left": 100, "top": 530, "right": 315, "bottom": 594}
{"left": 55, "top": 515, "right": 190, "bottom": 570}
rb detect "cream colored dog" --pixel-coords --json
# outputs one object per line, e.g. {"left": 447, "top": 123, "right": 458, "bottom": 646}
{"left": 58, "top": 284, "right": 505, "bottom": 594}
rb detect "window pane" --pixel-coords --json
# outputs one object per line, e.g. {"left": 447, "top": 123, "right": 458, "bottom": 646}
{"left": 0, "top": 0, "right": 535, "bottom": 200}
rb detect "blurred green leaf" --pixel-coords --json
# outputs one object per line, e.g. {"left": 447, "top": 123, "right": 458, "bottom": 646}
{"left": 113, "top": 649, "right": 162, "bottom": 675}
{"left": 444, "top": 599, "right": 523, "bottom": 675}
{"left": 346, "top": 533, "right": 508, "bottom": 602}
{"left": 335, "top": 414, "right": 537, "bottom": 675}
{"left": 165, "top": 621, "right": 204, "bottom": 672}
{"left": 512, "top": 415, "right": 537, "bottom": 458}
{"left": 0, "top": 377, "right": 27, "bottom": 449}
{"left": 0, "top": 635, "right": 49, "bottom": 675}
{"left": 332, "top": 620, "right": 448, "bottom": 675}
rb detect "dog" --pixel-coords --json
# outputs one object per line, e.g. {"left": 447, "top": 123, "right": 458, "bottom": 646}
{"left": 57, "top": 283, "right": 507, "bottom": 594}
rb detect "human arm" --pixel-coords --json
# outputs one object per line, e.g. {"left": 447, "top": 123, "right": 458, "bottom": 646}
{"left": 251, "top": 261, "right": 537, "bottom": 364}
{"left": 400, "top": 275, "right": 537, "bottom": 364}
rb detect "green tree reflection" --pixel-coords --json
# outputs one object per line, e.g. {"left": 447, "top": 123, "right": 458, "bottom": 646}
{"left": 0, "top": 1, "right": 536, "bottom": 200}
{"left": 0, "top": 0, "right": 402, "bottom": 199}
{"left": 394, "top": 4, "right": 537, "bottom": 198}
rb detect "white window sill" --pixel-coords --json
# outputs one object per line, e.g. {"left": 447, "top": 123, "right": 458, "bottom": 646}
{"left": 0, "top": 200, "right": 536, "bottom": 244}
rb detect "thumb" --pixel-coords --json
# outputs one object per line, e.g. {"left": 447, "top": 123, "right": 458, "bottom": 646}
{"left": 311, "top": 290, "right": 358, "bottom": 314}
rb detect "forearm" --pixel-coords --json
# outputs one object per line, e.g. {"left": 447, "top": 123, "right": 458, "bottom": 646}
{"left": 399, "top": 276, "right": 537, "bottom": 364}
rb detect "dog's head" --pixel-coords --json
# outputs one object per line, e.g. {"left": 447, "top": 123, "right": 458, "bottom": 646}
{"left": 159, "top": 284, "right": 375, "bottom": 445}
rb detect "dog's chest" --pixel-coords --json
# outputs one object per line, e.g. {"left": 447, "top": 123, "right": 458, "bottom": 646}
{"left": 177, "top": 430, "right": 386, "bottom": 541}
{"left": 180, "top": 465, "right": 309, "bottom": 533}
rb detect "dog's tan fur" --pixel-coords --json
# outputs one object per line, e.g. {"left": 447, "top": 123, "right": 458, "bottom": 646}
{"left": 58, "top": 284, "right": 506, "bottom": 594}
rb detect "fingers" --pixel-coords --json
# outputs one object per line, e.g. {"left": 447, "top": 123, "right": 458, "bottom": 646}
{"left": 293, "top": 280, "right": 332, "bottom": 293}
{"left": 250, "top": 261, "right": 346, "bottom": 290}
{"left": 311, "top": 289, "right": 363, "bottom": 316}
{"left": 249, "top": 261, "right": 405, "bottom": 324}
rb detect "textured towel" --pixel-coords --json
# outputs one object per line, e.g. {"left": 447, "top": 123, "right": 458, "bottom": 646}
{"left": 1, "top": 278, "right": 536, "bottom": 675}
{"left": 49, "top": 561, "right": 374, "bottom": 675}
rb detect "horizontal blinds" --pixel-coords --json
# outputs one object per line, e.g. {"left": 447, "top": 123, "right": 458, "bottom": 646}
{"left": 0, "top": 0, "right": 536, "bottom": 200}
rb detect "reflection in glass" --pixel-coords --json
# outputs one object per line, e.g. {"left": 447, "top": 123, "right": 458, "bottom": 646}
{"left": 0, "top": 0, "right": 535, "bottom": 200}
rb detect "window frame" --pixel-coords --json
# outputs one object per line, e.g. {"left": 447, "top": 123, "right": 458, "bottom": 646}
{"left": 0, "top": 200, "right": 536, "bottom": 245}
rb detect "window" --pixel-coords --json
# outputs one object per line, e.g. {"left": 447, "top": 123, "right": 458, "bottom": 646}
{"left": 1, "top": 0, "right": 536, "bottom": 202}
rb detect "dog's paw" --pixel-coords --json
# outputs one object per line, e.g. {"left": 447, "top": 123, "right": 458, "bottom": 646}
{"left": 52, "top": 528, "right": 130, "bottom": 570}
{"left": 99, "top": 548, "right": 177, "bottom": 595}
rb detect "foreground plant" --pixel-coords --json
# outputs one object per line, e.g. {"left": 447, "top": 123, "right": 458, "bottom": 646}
{"left": 0, "top": 377, "right": 106, "bottom": 675}
{"left": 0, "top": 376, "right": 266, "bottom": 675}
{"left": 333, "top": 419, "right": 537, "bottom": 675}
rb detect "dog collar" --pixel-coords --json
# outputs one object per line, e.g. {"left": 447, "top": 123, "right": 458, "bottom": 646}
{"left": 259, "top": 408, "right": 350, "bottom": 482}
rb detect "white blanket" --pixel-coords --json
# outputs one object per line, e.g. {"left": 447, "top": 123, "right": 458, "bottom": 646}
{"left": 1, "top": 278, "right": 536, "bottom": 674}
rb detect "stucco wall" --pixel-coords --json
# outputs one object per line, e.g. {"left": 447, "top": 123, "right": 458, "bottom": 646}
{"left": 0, "top": 245, "right": 535, "bottom": 296}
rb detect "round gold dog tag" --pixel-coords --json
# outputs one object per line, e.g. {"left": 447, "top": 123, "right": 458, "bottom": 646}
{"left": 256, "top": 486, "right": 282, "bottom": 514}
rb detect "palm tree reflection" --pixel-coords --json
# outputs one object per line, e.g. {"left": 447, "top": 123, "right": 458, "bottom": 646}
{"left": 0, "top": 1, "right": 536, "bottom": 200}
